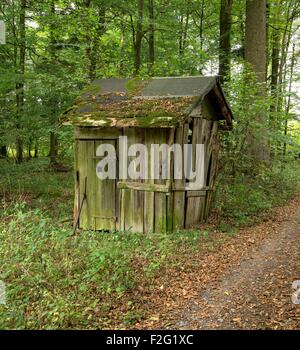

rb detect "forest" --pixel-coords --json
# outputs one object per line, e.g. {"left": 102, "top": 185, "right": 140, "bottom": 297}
{"left": 0, "top": 0, "right": 300, "bottom": 330}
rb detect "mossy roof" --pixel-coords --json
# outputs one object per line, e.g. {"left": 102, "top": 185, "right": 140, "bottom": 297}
{"left": 61, "top": 76, "right": 233, "bottom": 128}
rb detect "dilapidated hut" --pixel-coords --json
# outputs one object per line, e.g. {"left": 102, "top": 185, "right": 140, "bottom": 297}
{"left": 62, "top": 76, "right": 233, "bottom": 233}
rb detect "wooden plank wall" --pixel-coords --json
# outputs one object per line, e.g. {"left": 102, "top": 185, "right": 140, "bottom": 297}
{"left": 172, "top": 124, "right": 188, "bottom": 230}
{"left": 93, "top": 140, "right": 117, "bottom": 231}
{"left": 75, "top": 128, "right": 121, "bottom": 231}
{"left": 74, "top": 120, "right": 220, "bottom": 233}
{"left": 120, "top": 128, "right": 145, "bottom": 232}
{"left": 76, "top": 140, "right": 92, "bottom": 229}
{"left": 203, "top": 121, "right": 219, "bottom": 220}
{"left": 184, "top": 118, "right": 219, "bottom": 228}
{"left": 120, "top": 128, "right": 169, "bottom": 233}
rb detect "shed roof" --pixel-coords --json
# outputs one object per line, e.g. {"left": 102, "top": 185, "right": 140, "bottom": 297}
{"left": 61, "top": 76, "right": 233, "bottom": 128}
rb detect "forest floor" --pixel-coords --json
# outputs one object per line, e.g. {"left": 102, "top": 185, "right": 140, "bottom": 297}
{"left": 1, "top": 159, "right": 300, "bottom": 329}
{"left": 133, "top": 195, "right": 300, "bottom": 330}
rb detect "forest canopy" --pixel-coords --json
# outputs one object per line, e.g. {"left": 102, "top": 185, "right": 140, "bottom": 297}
{"left": 0, "top": 0, "right": 299, "bottom": 166}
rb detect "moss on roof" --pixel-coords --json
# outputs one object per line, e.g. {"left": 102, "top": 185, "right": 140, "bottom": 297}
{"left": 63, "top": 94, "right": 197, "bottom": 128}
{"left": 61, "top": 76, "right": 233, "bottom": 128}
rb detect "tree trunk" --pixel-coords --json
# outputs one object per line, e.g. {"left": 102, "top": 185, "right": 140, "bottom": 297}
{"left": 83, "top": 0, "right": 94, "bottom": 81}
{"left": 148, "top": 0, "right": 155, "bottom": 74}
{"left": 277, "top": 0, "right": 296, "bottom": 126}
{"left": 0, "top": 146, "right": 7, "bottom": 158}
{"left": 83, "top": 0, "right": 106, "bottom": 81}
{"left": 34, "top": 140, "right": 38, "bottom": 158}
{"left": 15, "top": 0, "right": 26, "bottom": 164}
{"left": 50, "top": 131, "right": 58, "bottom": 164}
{"left": 134, "top": 0, "right": 144, "bottom": 75}
{"left": 199, "top": 0, "right": 204, "bottom": 52}
{"left": 179, "top": 12, "right": 190, "bottom": 57}
{"left": 219, "top": 0, "right": 233, "bottom": 83}
{"left": 283, "top": 43, "right": 296, "bottom": 156}
{"left": 49, "top": 0, "right": 58, "bottom": 165}
{"left": 245, "top": 0, "right": 269, "bottom": 162}
{"left": 270, "top": 28, "right": 280, "bottom": 112}
{"left": 27, "top": 139, "right": 32, "bottom": 160}
{"left": 245, "top": 0, "right": 267, "bottom": 83}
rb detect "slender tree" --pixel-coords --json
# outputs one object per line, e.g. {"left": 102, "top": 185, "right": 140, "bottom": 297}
{"left": 219, "top": 0, "right": 233, "bottom": 83}
{"left": 131, "top": 0, "right": 145, "bottom": 75}
{"left": 148, "top": 0, "right": 155, "bottom": 74}
{"left": 15, "top": 0, "right": 26, "bottom": 163}
{"left": 49, "top": 0, "right": 58, "bottom": 165}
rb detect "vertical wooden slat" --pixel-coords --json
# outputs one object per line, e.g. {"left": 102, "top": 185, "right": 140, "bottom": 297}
{"left": 120, "top": 128, "right": 132, "bottom": 231}
{"left": 185, "top": 118, "right": 199, "bottom": 228}
{"left": 77, "top": 140, "right": 91, "bottom": 229}
{"left": 94, "top": 140, "right": 116, "bottom": 231}
{"left": 120, "top": 188, "right": 125, "bottom": 231}
{"left": 185, "top": 118, "right": 215, "bottom": 227}
{"left": 123, "top": 189, "right": 133, "bottom": 230}
{"left": 115, "top": 137, "right": 121, "bottom": 231}
{"left": 73, "top": 139, "right": 80, "bottom": 227}
{"left": 132, "top": 129, "right": 145, "bottom": 233}
{"left": 173, "top": 124, "right": 188, "bottom": 230}
{"left": 204, "top": 121, "right": 219, "bottom": 220}
{"left": 144, "top": 129, "right": 155, "bottom": 233}
{"left": 154, "top": 129, "right": 167, "bottom": 233}
{"left": 124, "top": 128, "right": 145, "bottom": 232}
{"left": 166, "top": 128, "right": 175, "bottom": 232}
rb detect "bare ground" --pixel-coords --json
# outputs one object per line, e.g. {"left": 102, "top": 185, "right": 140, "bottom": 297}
{"left": 133, "top": 196, "right": 300, "bottom": 330}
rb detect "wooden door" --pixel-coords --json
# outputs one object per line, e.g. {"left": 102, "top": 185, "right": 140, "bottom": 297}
{"left": 77, "top": 139, "right": 117, "bottom": 231}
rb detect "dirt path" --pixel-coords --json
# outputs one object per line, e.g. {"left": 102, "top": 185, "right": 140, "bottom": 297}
{"left": 171, "top": 200, "right": 300, "bottom": 329}
{"left": 133, "top": 196, "right": 300, "bottom": 330}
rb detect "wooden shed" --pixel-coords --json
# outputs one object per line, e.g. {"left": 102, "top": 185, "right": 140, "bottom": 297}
{"left": 62, "top": 76, "right": 233, "bottom": 233}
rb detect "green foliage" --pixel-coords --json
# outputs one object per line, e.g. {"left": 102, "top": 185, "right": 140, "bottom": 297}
{"left": 0, "top": 203, "right": 213, "bottom": 328}
{"left": 215, "top": 161, "right": 300, "bottom": 225}
{"left": 0, "top": 159, "right": 217, "bottom": 329}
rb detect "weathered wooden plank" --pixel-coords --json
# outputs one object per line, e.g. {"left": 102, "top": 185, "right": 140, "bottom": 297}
{"left": 143, "top": 129, "right": 155, "bottom": 233}
{"left": 131, "top": 128, "right": 145, "bottom": 233}
{"left": 94, "top": 140, "right": 117, "bottom": 231}
{"left": 166, "top": 128, "right": 175, "bottom": 232}
{"left": 73, "top": 140, "right": 80, "bottom": 227}
{"left": 121, "top": 129, "right": 134, "bottom": 231}
{"left": 172, "top": 186, "right": 214, "bottom": 192}
{"left": 123, "top": 189, "right": 133, "bottom": 231}
{"left": 186, "top": 190, "right": 207, "bottom": 197}
{"left": 185, "top": 118, "right": 201, "bottom": 228}
{"left": 88, "top": 140, "right": 98, "bottom": 230}
{"left": 121, "top": 128, "right": 145, "bottom": 232}
{"left": 75, "top": 127, "right": 121, "bottom": 140}
{"left": 199, "top": 119, "right": 214, "bottom": 222}
{"left": 204, "top": 121, "right": 219, "bottom": 220}
{"left": 199, "top": 196, "right": 207, "bottom": 221}
{"left": 120, "top": 188, "right": 125, "bottom": 230}
{"left": 172, "top": 124, "right": 188, "bottom": 230}
{"left": 154, "top": 192, "right": 167, "bottom": 233}
{"left": 184, "top": 118, "right": 215, "bottom": 227}
{"left": 77, "top": 140, "right": 92, "bottom": 229}
{"left": 154, "top": 128, "right": 168, "bottom": 233}
{"left": 117, "top": 181, "right": 170, "bottom": 192}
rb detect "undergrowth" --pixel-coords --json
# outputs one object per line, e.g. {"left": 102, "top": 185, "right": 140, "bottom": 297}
{"left": 0, "top": 158, "right": 299, "bottom": 328}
